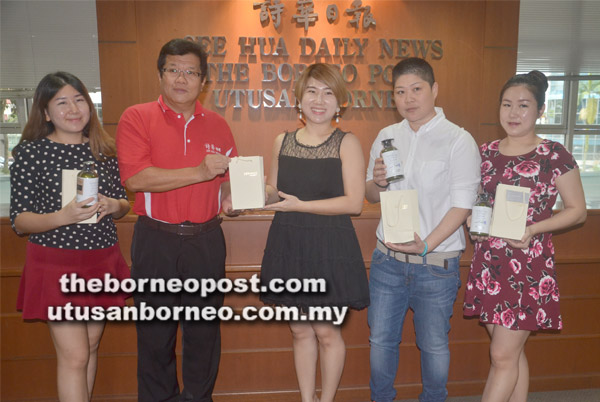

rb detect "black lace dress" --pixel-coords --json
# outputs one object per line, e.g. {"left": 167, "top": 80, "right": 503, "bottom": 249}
{"left": 260, "top": 129, "right": 369, "bottom": 310}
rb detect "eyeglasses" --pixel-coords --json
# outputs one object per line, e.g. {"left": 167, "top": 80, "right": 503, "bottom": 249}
{"left": 161, "top": 68, "right": 202, "bottom": 79}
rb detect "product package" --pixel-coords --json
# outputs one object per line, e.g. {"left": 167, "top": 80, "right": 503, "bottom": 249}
{"left": 229, "top": 156, "right": 266, "bottom": 210}
{"left": 61, "top": 169, "right": 96, "bottom": 224}
{"left": 490, "top": 183, "right": 531, "bottom": 240}
{"left": 380, "top": 189, "right": 420, "bottom": 243}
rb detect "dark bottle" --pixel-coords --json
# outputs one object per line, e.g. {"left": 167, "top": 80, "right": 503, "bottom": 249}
{"left": 381, "top": 138, "right": 404, "bottom": 183}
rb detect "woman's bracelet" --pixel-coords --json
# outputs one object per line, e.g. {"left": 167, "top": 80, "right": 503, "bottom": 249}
{"left": 374, "top": 181, "right": 389, "bottom": 189}
{"left": 419, "top": 240, "right": 429, "bottom": 257}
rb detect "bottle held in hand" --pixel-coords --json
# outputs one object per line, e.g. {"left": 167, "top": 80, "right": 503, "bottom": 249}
{"left": 77, "top": 161, "right": 98, "bottom": 207}
{"left": 470, "top": 193, "right": 492, "bottom": 236}
{"left": 381, "top": 138, "right": 404, "bottom": 183}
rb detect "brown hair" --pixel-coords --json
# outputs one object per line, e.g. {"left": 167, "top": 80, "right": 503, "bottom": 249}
{"left": 294, "top": 63, "right": 348, "bottom": 107}
{"left": 17, "top": 71, "right": 115, "bottom": 160}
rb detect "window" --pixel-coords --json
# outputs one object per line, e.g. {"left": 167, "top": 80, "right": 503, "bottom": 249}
{"left": 536, "top": 76, "right": 600, "bottom": 209}
{"left": 1, "top": 95, "right": 30, "bottom": 215}
{"left": 1, "top": 0, "right": 103, "bottom": 216}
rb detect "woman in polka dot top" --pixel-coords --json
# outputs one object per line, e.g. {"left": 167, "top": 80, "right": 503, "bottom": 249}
{"left": 9, "top": 72, "right": 130, "bottom": 402}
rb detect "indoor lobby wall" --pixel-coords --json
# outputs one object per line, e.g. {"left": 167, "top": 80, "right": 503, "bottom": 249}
{"left": 2, "top": 1, "right": 599, "bottom": 401}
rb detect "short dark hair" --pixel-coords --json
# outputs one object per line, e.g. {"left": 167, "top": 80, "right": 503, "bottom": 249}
{"left": 392, "top": 57, "right": 435, "bottom": 88}
{"left": 499, "top": 70, "right": 548, "bottom": 111}
{"left": 157, "top": 38, "right": 208, "bottom": 80}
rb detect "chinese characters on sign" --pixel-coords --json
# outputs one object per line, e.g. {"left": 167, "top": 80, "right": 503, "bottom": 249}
{"left": 345, "top": 0, "right": 375, "bottom": 29}
{"left": 326, "top": 4, "right": 338, "bottom": 23}
{"left": 293, "top": 0, "right": 319, "bottom": 30}
{"left": 254, "top": 0, "right": 376, "bottom": 30}
{"left": 191, "top": 1, "right": 444, "bottom": 109}
{"left": 253, "top": 0, "right": 285, "bottom": 28}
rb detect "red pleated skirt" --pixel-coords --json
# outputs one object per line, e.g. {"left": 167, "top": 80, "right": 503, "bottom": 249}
{"left": 16, "top": 242, "right": 130, "bottom": 320}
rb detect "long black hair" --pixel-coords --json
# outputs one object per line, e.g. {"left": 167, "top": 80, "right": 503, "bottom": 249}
{"left": 16, "top": 71, "right": 114, "bottom": 160}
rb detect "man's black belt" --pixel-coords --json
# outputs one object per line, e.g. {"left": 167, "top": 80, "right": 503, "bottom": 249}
{"left": 138, "top": 215, "right": 222, "bottom": 236}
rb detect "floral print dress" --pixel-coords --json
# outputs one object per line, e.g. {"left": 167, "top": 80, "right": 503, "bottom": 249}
{"left": 463, "top": 139, "right": 577, "bottom": 331}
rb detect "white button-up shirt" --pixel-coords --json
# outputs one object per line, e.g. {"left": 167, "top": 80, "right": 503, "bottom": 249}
{"left": 367, "top": 107, "right": 481, "bottom": 252}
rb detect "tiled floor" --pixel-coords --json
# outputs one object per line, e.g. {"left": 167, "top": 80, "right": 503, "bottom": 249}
{"left": 397, "top": 388, "right": 600, "bottom": 402}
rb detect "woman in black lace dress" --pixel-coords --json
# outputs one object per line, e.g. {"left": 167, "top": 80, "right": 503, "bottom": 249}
{"left": 260, "top": 64, "right": 369, "bottom": 402}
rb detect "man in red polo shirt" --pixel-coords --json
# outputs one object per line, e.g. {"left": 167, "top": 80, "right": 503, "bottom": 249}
{"left": 116, "top": 38, "right": 238, "bottom": 402}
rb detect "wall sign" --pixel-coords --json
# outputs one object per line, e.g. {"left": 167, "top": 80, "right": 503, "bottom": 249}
{"left": 185, "top": 1, "right": 443, "bottom": 110}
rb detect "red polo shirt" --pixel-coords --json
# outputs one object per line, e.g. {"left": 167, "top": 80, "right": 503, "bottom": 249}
{"left": 116, "top": 96, "right": 238, "bottom": 223}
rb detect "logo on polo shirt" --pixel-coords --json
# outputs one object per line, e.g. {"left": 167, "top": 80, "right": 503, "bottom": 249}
{"left": 205, "top": 143, "right": 222, "bottom": 154}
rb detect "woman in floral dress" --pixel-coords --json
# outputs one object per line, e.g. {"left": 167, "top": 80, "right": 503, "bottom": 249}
{"left": 463, "top": 70, "right": 587, "bottom": 402}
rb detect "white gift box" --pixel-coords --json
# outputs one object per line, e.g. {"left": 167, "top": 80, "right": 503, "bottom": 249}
{"left": 490, "top": 183, "right": 530, "bottom": 240}
{"left": 61, "top": 169, "right": 96, "bottom": 224}
{"left": 229, "top": 156, "right": 266, "bottom": 210}
{"left": 380, "top": 189, "right": 420, "bottom": 244}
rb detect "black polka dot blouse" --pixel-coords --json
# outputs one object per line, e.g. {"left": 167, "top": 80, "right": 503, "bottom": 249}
{"left": 9, "top": 138, "right": 127, "bottom": 250}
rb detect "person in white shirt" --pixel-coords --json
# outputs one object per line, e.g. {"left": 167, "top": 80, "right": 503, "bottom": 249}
{"left": 365, "top": 57, "right": 481, "bottom": 402}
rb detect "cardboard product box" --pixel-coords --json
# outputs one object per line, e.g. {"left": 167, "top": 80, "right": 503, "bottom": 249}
{"left": 229, "top": 156, "right": 266, "bottom": 210}
{"left": 380, "top": 189, "right": 420, "bottom": 244}
{"left": 490, "top": 183, "right": 531, "bottom": 240}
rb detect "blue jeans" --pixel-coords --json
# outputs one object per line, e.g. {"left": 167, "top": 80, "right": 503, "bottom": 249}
{"left": 368, "top": 248, "right": 461, "bottom": 402}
